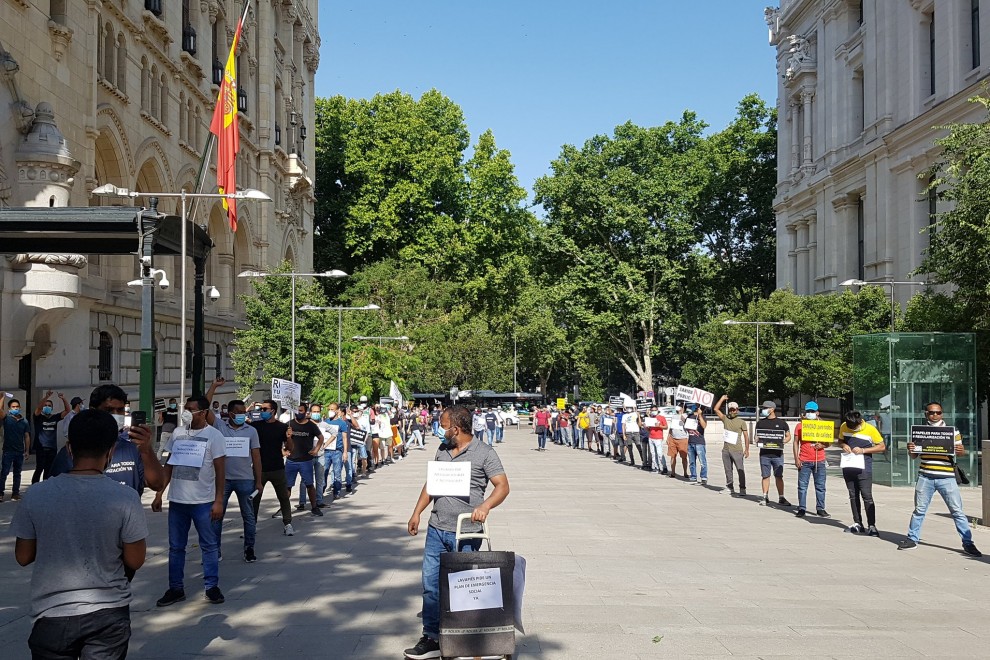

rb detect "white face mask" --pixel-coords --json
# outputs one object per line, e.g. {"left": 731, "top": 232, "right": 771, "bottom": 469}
{"left": 805, "top": 412, "right": 818, "bottom": 419}
{"left": 327, "top": 410, "right": 337, "bottom": 419}
{"left": 112, "top": 414, "right": 126, "bottom": 430}
{"left": 180, "top": 410, "right": 194, "bottom": 427}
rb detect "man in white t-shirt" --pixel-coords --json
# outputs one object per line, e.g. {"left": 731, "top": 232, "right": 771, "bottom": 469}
{"left": 621, "top": 407, "right": 643, "bottom": 466}
{"left": 153, "top": 396, "right": 227, "bottom": 607}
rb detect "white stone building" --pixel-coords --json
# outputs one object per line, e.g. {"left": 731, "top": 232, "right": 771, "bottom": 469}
{"left": 0, "top": 0, "right": 319, "bottom": 407}
{"left": 767, "top": 0, "right": 990, "bottom": 300}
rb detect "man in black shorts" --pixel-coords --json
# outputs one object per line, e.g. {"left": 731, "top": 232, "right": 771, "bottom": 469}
{"left": 755, "top": 401, "right": 792, "bottom": 507}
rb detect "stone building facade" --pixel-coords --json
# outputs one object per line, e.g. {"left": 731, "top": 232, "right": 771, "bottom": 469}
{"left": 0, "top": 0, "right": 319, "bottom": 407}
{"left": 767, "top": 0, "right": 990, "bottom": 301}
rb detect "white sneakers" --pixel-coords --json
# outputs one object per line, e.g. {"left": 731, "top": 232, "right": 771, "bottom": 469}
{"left": 283, "top": 523, "right": 295, "bottom": 536}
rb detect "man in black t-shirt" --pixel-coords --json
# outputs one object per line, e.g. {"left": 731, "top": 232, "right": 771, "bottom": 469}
{"left": 286, "top": 404, "right": 324, "bottom": 518}
{"left": 249, "top": 400, "right": 296, "bottom": 535}
{"left": 32, "top": 390, "right": 69, "bottom": 483}
{"left": 755, "top": 400, "right": 792, "bottom": 507}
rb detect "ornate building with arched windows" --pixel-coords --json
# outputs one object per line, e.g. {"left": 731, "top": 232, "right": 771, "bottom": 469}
{"left": 0, "top": 0, "right": 319, "bottom": 406}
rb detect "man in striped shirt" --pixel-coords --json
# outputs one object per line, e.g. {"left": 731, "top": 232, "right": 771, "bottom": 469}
{"left": 898, "top": 402, "right": 981, "bottom": 556}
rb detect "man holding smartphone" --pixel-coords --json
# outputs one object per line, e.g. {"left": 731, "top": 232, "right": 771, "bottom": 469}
{"left": 50, "top": 385, "right": 164, "bottom": 493}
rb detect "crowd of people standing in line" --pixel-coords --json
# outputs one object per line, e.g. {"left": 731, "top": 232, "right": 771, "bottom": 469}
{"left": 1, "top": 380, "right": 453, "bottom": 658}
{"left": 530, "top": 396, "right": 982, "bottom": 557}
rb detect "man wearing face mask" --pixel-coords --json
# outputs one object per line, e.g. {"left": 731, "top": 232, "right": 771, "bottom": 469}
{"left": 159, "top": 398, "right": 179, "bottom": 447}
{"left": 404, "top": 405, "right": 510, "bottom": 660}
{"left": 713, "top": 396, "right": 749, "bottom": 496}
{"left": 322, "top": 403, "right": 351, "bottom": 499}
{"left": 793, "top": 402, "right": 829, "bottom": 518}
{"left": 298, "top": 403, "right": 329, "bottom": 510}
{"left": 153, "top": 396, "right": 228, "bottom": 606}
{"left": 286, "top": 404, "right": 324, "bottom": 516}
{"left": 249, "top": 400, "right": 295, "bottom": 535}
{"left": 0, "top": 394, "right": 31, "bottom": 502}
{"left": 50, "top": 385, "right": 164, "bottom": 493}
{"left": 207, "top": 399, "right": 262, "bottom": 563}
{"left": 57, "top": 397, "right": 84, "bottom": 453}
{"left": 756, "top": 401, "right": 792, "bottom": 507}
{"left": 12, "top": 409, "right": 148, "bottom": 659}
{"left": 32, "top": 390, "right": 70, "bottom": 483}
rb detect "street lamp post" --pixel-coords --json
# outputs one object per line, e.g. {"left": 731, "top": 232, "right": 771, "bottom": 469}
{"left": 352, "top": 335, "right": 409, "bottom": 347}
{"left": 238, "top": 270, "right": 348, "bottom": 382}
{"left": 722, "top": 319, "right": 794, "bottom": 413}
{"left": 298, "top": 304, "right": 380, "bottom": 401}
{"left": 839, "top": 279, "right": 928, "bottom": 331}
{"left": 93, "top": 184, "right": 271, "bottom": 412}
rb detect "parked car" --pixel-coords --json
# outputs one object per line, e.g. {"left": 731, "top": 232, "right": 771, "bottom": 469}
{"left": 500, "top": 406, "right": 520, "bottom": 426}
{"left": 737, "top": 406, "right": 758, "bottom": 420}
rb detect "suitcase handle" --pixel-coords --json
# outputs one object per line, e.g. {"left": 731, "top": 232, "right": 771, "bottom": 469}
{"left": 455, "top": 512, "right": 493, "bottom": 550}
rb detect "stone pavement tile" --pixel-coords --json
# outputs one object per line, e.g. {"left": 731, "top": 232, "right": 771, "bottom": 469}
{"left": 717, "top": 633, "right": 925, "bottom": 657}
{"left": 517, "top": 631, "right": 730, "bottom": 658}
{"left": 687, "top": 606, "right": 865, "bottom": 628}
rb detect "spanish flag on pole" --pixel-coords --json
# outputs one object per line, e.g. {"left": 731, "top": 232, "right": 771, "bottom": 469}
{"left": 209, "top": 14, "right": 243, "bottom": 232}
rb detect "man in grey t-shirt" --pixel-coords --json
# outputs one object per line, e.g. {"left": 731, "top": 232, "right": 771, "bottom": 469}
{"left": 403, "top": 405, "right": 510, "bottom": 660}
{"left": 12, "top": 409, "right": 148, "bottom": 659}
{"left": 209, "top": 399, "right": 263, "bottom": 563}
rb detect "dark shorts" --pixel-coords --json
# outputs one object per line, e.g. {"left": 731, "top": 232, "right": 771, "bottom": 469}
{"left": 760, "top": 454, "right": 784, "bottom": 478}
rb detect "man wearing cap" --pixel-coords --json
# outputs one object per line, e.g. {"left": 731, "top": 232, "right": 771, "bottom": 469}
{"left": 713, "top": 395, "right": 749, "bottom": 496}
{"left": 756, "top": 400, "right": 792, "bottom": 507}
{"left": 793, "top": 402, "right": 829, "bottom": 518}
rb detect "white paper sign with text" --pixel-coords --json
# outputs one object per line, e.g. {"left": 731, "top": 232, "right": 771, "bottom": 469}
{"left": 167, "top": 439, "right": 208, "bottom": 468}
{"left": 675, "top": 385, "right": 696, "bottom": 402}
{"left": 448, "top": 567, "right": 504, "bottom": 612}
{"left": 224, "top": 436, "right": 250, "bottom": 458}
{"left": 426, "top": 461, "right": 472, "bottom": 497}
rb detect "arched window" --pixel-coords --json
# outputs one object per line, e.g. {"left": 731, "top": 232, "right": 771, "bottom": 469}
{"left": 178, "top": 91, "right": 186, "bottom": 141}
{"left": 50, "top": 0, "right": 67, "bottom": 25}
{"left": 116, "top": 34, "right": 127, "bottom": 93}
{"left": 96, "top": 15, "right": 104, "bottom": 78}
{"left": 187, "top": 100, "right": 195, "bottom": 145}
{"left": 98, "top": 332, "right": 113, "bottom": 381}
{"left": 215, "top": 344, "right": 223, "bottom": 379}
{"left": 103, "top": 22, "right": 115, "bottom": 83}
{"left": 159, "top": 74, "right": 168, "bottom": 126}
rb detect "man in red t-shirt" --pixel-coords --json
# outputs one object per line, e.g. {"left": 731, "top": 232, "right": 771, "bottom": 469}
{"left": 533, "top": 406, "right": 551, "bottom": 452}
{"left": 793, "top": 401, "right": 829, "bottom": 518}
{"left": 645, "top": 407, "right": 669, "bottom": 474}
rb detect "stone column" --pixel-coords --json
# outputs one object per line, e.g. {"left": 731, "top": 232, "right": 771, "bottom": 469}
{"left": 795, "top": 218, "right": 809, "bottom": 295}
{"left": 801, "top": 89, "right": 814, "bottom": 170}
{"left": 806, "top": 212, "right": 818, "bottom": 293}
{"left": 216, "top": 253, "right": 234, "bottom": 317}
{"left": 785, "top": 222, "right": 798, "bottom": 290}
{"left": 790, "top": 99, "right": 800, "bottom": 174}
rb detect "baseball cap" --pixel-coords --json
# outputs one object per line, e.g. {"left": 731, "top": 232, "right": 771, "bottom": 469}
{"left": 804, "top": 401, "right": 819, "bottom": 411}
{"left": 727, "top": 401, "right": 739, "bottom": 410}
{"left": 761, "top": 400, "right": 776, "bottom": 410}
{"left": 70, "top": 396, "right": 84, "bottom": 407}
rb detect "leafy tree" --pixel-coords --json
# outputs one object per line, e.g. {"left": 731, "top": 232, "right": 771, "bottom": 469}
{"left": 693, "top": 94, "right": 778, "bottom": 311}
{"left": 230, "top": 262, "right": 331, "bottom": 398}
{"left": 920, "top": 95, "right": 990, "bottom": 328}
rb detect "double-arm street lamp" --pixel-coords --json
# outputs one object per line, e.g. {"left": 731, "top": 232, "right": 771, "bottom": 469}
{"left": 298, "top": 304, "right": 380, "bottom": 402}
{"left": 238, "top": 270, "right": 348, "bottom": 382}
{"left": 93, "top": 184, "right": 271, "bottom": 412}
{"left": 839, "top": 279, "right": 929, "bottom": 332}
{"left": 722, "top": 319, "right": 794, "bottom": 413}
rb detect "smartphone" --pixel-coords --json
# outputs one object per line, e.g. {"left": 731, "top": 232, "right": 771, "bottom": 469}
{"left": 130, "top": 410, "right": 147, "bottom": 427}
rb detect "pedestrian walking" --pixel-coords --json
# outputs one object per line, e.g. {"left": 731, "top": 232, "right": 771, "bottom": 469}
{"left": 756, "top": 401, "right": 792, "bottom": 507}
{"left": 209, "top": 399, "right": 262, "bottom": 563}
{"left": 0, "top": 394, "right": 30, "bottom": 502}
{"left": 249, "top": 400, "right": 295, "bottom": 535}
{"left": 404, "top": 405, "right": 510, "bottom": 660}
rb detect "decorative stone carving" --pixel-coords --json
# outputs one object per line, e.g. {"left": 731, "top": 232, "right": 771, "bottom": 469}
{"left": 304, "top": 42, "right": 319, "bottom": 72}
{"left": 783, "top": 35, "right": 815, "bottom": 84}
{"left": 9, "top": 254, "right": 88, "bottom": 268}
{"left": 47, "top": 20, "right": 73, "bottom": 61}
{"left": 15, "top": 102, "right": 81, "bottom": 207}
{"left": 248, "top": 53, "right": 258, "bottom": 77}
{"left": 765, "top": 7, "right": 781, "bottom": 45}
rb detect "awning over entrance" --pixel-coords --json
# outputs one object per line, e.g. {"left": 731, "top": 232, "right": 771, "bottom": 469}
{"left": 0, "top": 206, "right": 212, "bottom": 257}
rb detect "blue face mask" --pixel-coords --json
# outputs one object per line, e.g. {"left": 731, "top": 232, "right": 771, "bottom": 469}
{"left": 10, "top": 408, "right": 21, "bottom": 417}
{"left": 232, "top": 413, "right": 247, "bottom": 425}
{"left": 311, "top": 412, "right": 322, "bottom": 422}
{"left": 760, "top": 409, "right": 770, "bottom": 418}
{"left": 42, "top": 406, "right": 53, "bottom": 415}
{"left": 260, "top": 411, "right": 273, "bottom": 421}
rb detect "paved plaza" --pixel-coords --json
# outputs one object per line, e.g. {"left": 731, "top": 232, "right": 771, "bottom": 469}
{"left": 1, "top": 427, "right": 989, "bottom": 658}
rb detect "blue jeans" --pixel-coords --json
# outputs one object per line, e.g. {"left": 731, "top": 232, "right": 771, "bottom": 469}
{"left": 212, "top": 479, "right": 257, "bottom": 553}
{"left": 797, "top": 461, "right": 827, "bottom": 511}
{"left": 536, "top": 427, "right": 547, "bottom": 449}
{"left": 300, "top": 455, "right": 325, "bottom": 507}
{"left": 485, "top": 429, "right": 496, "bottom": 446}
{"left": 432, "top": 421, "right": 440, "bottom": 437}
{"left": 285, "top": 458, "right": 315, "bottom": 497}
{"left": 688, "top": 443, "right": 708, "bottom": 481}
{"left": 421, "top": 525, "right": 482, "bottom": 640}
{"left": 474, "top": 430, "right": 485, "bottom": 443}
{"left": 347, "top": 447, "right": 359, "bottom": 483}
{"left": 496, "top": 427, "right": 504, "bottom": 442}
{"left": 907, "top": 474, "right": 973, "bottom": 544}
{"left": 168, "top": 501, "right": 218, "bottom": 591}
{"left": 325, "top": 449, "right": 345, "bottom": 496}
{"left": 1, "top": 450, "right": 24, "bottom": 495}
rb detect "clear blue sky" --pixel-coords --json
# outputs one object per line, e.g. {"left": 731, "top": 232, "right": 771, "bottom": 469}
{"left": 316, "top": 1, "right": 778, "bottom": 200}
